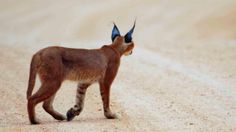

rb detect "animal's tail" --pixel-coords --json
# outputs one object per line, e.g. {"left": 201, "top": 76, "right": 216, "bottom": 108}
{"left": 27, "top": 55, "right": 39, "bottom": 100}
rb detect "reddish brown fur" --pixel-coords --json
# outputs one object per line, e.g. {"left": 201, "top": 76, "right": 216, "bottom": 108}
{"left": 27, "top": 36, "right": 134, "bottom": 124}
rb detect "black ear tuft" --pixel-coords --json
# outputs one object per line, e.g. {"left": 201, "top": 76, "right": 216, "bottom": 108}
{"left": 124, "top": 21, "right": 136, "bottom": 43}
{"left": 111, "top": 23, "right": 120, "bottom": 42}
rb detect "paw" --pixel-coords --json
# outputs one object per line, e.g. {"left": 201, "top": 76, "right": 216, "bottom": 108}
{"left": 66, "top": 108, "right": 76, "bottom": 121}
{"left": 30, "top": 119, "right": 40, "bottom": 125}
{"left": 55, "top": 115, "right": 66, "bottom": 121}
{"left": 105, "top": 112, "right": 118, "bottom": 119}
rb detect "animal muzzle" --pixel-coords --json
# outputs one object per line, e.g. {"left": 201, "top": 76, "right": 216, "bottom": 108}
{"left": 124, "top": 50, "right": 133, "bottom": 56}
{"left": 129, "top": 50, "right": 132, "bottom": 55}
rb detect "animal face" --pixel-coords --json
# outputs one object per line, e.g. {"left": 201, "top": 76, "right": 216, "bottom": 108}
{"left": 111, "top": 22, "right": 135, "bottom": 56}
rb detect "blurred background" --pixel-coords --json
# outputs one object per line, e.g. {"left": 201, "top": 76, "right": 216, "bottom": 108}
{"left": 0, "top": 0, "right": 235, "bottom": 131}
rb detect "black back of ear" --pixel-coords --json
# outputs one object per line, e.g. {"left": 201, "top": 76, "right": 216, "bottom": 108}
{"left": 111, "top": 23, "right": 120, "bottom": 42}
{"left": 124, "top": 21, "right": 135, "bottom": 43}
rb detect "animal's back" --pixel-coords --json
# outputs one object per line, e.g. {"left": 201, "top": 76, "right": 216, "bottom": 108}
{"left": 33, "top": 46, "right": 63, "bottom": 80}
{"left": 35, "top": 46, "right": 108, "bottom": 82}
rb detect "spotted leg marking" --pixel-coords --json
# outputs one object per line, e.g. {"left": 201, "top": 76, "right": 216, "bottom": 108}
{"left": 66, "top": 83, "right": 90, "bottom": 121}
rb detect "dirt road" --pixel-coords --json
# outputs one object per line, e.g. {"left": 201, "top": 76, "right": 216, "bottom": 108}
{"left": 0, "top": 0, "right": 236, "bottom": 131}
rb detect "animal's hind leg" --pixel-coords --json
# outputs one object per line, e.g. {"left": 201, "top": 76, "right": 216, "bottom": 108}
{"left": 27, "top": 98, "right": 38, "bottom": 124}
{"left": 27, "top": 80, "right": 61, "bottom": 124}
{"left": 43, "top": 94, "right": 66, "bottom": 121}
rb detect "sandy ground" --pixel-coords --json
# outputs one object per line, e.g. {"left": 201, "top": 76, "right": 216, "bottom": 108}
{"left": 0, "top": 0, "right": 236, "bottom": 131}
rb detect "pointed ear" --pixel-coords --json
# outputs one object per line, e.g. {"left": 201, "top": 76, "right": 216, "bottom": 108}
{"left": 111, "top": 23, "right": 120, "bottom": 42}
{"left": 124, "top": 21, "right": 136, "bottom": 43}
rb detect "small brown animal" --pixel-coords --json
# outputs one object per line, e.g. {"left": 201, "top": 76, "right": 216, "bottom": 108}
{"left": 26, "top": 22, "right": 135, "bottom": 124}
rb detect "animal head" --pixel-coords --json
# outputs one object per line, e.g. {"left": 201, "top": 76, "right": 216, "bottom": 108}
{"left": 111, "top": 22, "right": 135, "bottom": 56}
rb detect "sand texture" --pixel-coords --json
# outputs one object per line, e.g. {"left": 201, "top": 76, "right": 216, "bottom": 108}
{"left": 0, "top": 0, "right": 236, "bottom": 131}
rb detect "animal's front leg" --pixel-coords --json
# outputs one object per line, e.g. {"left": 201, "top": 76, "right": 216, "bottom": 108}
{"left": 66, "top": 83, "right": 90, "bottom": 121}
{"left": 99, "top": 82, "right": 117, "bottom": 119}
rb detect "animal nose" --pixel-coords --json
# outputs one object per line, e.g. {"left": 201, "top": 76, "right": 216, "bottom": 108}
{"left": 130, "top": 51, "right": 132, "bottom": 55}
